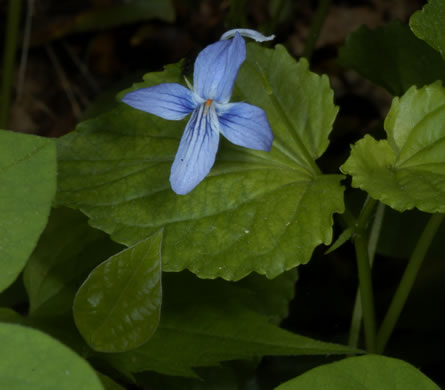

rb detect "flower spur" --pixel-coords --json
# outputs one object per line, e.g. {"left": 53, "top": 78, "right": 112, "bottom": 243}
{"left": 122, "top": 29, "right": 274, "bottom": 195}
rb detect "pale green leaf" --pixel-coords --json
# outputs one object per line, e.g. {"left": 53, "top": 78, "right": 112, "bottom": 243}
{"left": 410, "top": 0, "right": 445, "bottom": 60}
{"left": 23, "top": 207, "right": 123, "bottom": 315}
{"left": 0, "top": 130, "right": 56, "bottom": 292}
{"left": 341, "top": 82, "right": 445, "bottom": 212}
{"left": 73, "top": 230, "right": 162, "bottom": 352}
{"left": 0, "top": 323, "right": 104, "bottom": 390}
{"left": 275, "top": 355, "right": 440, "bottom": 390}
{"left": 338, "top": 21, "right": 445, "bottom": 96}
{"left": 56, "top": 44, "right": 343, "bottom": 281}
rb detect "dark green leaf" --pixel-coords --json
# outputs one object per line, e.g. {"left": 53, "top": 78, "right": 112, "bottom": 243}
{"left": 97, "top": 372, "right": 126, "bottom": 390}
{"left": 338, "top": 21, "right": 445, "bottom": 96}
{"left": 275, "top": 355, "right": 440, "bottom": 389}
{"left": 410, "top": 0, "right": 445, "bottom": 60}
{"left": 104, "top": 272, "right": 357, "bottom": 378}
{"left": 0, "top": 307, "right": 25, "bottom": 324}
{"left": 341, "top": 82, "right": 445, "bottom": 213}
{"left": 0, "top": 130, "right": 56, "bottom": 292}
{"left": 237, "top": 269, "right": 298, "bottom": 324}
{"left": 74, "top": 230, "right": 162, "bottom": 352}
{"left": 23, "top": 207, "right": 123, "bottom": 316}
{"left": 73, "top": 0, "right": 174, "bottom": 32}
{"left": 0, "top": 323, "right": 104, "bottom": 390}
{"left": 325, "top": 227, "right": 353, "bottom": 254}
{"left": 56, "top": 44, "right": 343, "bottom": 281}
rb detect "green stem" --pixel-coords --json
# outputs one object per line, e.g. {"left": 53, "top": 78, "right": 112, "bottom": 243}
{"left": 352, "top": 197, "right": 378, "bottom": 352}
{"left": 302, "top": 0, "right": 332, "bottom": 60}
{"left": 354, "top": 236, "right": 377, "bottom": 352}
{"left": 1, "top": 0, "right": 22, "bottom": 128}
{"left": 376, "top": 213, "right": 445, "bottom": 353}
{"left": 348, "top": 202, "right": 385, "bottom": 348}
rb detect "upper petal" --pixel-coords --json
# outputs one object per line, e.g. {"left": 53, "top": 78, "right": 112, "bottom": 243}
{"left": 193, "top": 33, "right": 246, "bottom": 104}
{"left": 121, "top": 83, "right": 197, "bottom": 120}
{"left": 170, "top": 103, "right": 220, "bottom": 195}
{"left": 220, "top": 28, "right": 275, "bottom": 42}
{"left": 217, "top": 102, "right": 273, "bottom": 151}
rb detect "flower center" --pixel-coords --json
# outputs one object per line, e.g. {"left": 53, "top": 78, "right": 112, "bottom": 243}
{"left": 204, "top": 99, "right": 213, "bottom": 115}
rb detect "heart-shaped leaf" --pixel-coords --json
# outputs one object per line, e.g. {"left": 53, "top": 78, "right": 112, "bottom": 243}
{"left": 341, "top": 82, "right": 445, "bottom": 213}
{"left": 0, "top": 323, "right": 104, "bottom": 390}
{"left": 56, "top": 44, "right": 344, "bottom": 281}
{"left": 73, "top": 230, "right": 162, "bottom": 352}
{"left": 275, "top": 355, "right": 439, "bottom": 390}
{"left": 0, "top": 130, "right": 56, "bottom": 292}
{"left": 410, "top": 0, "right": 445, "bottom": 61}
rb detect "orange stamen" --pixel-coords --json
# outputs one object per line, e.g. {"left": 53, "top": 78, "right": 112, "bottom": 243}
{"left": 205, "top": 99, "right": 212, "bottom": 107}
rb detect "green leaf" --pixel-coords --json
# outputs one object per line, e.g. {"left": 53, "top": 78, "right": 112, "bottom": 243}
{"left": 73, "top": 0, "right": 174, "bottom": 32}
{"left": 0, "top": 307, "right": 25, "bottom": 324}
{"left": 0, "top": 130, "right": 56, "bottom": 292}
{"left": 73, "top": 230, "right": 162, "bottom": 352}
{"left": 237, "top": 269, "right": 298, "bottom": 324}
{"left": 23, "top": 207, "right": 123, "bottom": 316}
{"left": 275, "top": 355, "right": 440, "bottom": 389}
{"left": 338, "top": 21, "right": 445, "bottom": 96}
{"left": 410, "top": 0, "right": 445, "bottom": 61}
{"left": 97, "top": 372, "right": 126, "bottom": 390}
{"left": 56, "top": 44, "right": 344, "bottom": 281}
{"left": 0, "top": 323, "right": 104, "bottom": 390}
{"left": 325, "top": 227, "right": 353, "bottom": 254}
{"left": 341, "top": 82, "right": 445, "bottom": 213}
{"left": 103, "top": 272, "right": 358, "bottom": 378}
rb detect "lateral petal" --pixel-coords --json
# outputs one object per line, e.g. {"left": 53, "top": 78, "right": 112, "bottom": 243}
{"left": 217, "top": 102, "right": 273, "bottom": 151}
{"left": 122, "top": 83, "right": 197, "bottom": 120}
{"left": 170, "top": 104, "right": 220, "bottom": 195}
{"left": 193, "top": 33, "right": 246, "bottom": 104}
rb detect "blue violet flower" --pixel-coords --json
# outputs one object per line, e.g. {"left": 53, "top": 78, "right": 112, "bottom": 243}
{"left": 122, "top": 29, "right": 274, "bottom": 195}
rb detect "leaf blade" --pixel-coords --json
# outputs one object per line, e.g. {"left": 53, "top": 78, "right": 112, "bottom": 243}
{"left": 73, "top": 230, "right": 163, "bottom": 352}
{"left": 0, "top": 323, "right": 104, "bottom": 390}
{"left": 341, "top": 82, "right": 445, "bottom": 213}
{"left": 275, "top": 355, "right": 440, "bottom": 390}
{"left": 0, "top": 130, "right": 56, "bottom": 292}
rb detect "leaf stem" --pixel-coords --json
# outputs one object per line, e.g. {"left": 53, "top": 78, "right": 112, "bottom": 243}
{"left": 303, "top": 0, "right": 332, "bottom": 61}
{"left": 352, "top": 197, "right": 378, "bottom": 352}
{"left": 348, "top": 202, "right": 385, "bottom": 348}
{"left": 1, "top": 0, "right": 22, "bottom": 129}
{"left": 376, "top": 212, "right": 445, "bottom": 353}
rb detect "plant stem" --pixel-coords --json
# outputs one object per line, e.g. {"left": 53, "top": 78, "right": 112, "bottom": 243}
{"left": 302, "top": 0, "right": 332, "bottom": 61}
{"left": 348, "top": 202, "right": 385, "bottom": 348}
{"left": 351, "top": 197, "right": 378, "bottom": 352}
{"left": 376, "top": 213, "right": 445, "bottom": 353}
{"left": 1, "top": 0, "right": 22, "bottom": 129}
